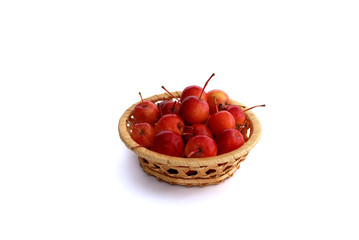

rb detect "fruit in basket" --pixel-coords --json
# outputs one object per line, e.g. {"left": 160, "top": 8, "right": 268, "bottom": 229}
{"left": 180, "top": 73, "right": 214, "bottom": 124}
{"left": 207, "top": 96, "right": 236, "bottom": 136}
{"left": 157, "top": 100, "right": 170, "bottom": 110}
{"left": 133, "top": 92, "right": 160, "bottom": 125}
{"left": 184, "top": 135, "right": 217, "bottom": 158}
{"left": 119, "top": 77, "right": 265, "bottom": 186}
{"left": 207, "top": 89, "right": 230, "bottom": 114}
{"left": 128, "top": 75, "right": 264, "bottom": 158}
{"left": 154, "top": 114, "right": 185, "bottom": 135}
{"left": 215, "top": 128, "right": 245, "bottom": 154}
{"left": 127, "top": 121, "right": 155, "bottom": 148}
{"left": 161, "top": 101, "right": 180, "bottom": 115}
{"left": 180, "top": 73, "right": 215, "bottom": 102}
{"left": 180, "top": 96, "right": 209, "bottom": 124}
{"left": 227, "top": 104, "right": 265, "bottom": 129}
{"left": 151, "top": 131, "right": 184, "bottom": 157}
{"left": 226, "top": 105, "right": 246, "bottom": 129}
{"left": 208, "top": 111, "right": 236, "bottom": 136}
{"left": 181, "top": 85, "right": 208, "bottom": 102}
{"left": 182, "top": 124, "right": 213, "bottom": 143}
{"left": 151, "top": 106, "right": 184, "bottom": 157}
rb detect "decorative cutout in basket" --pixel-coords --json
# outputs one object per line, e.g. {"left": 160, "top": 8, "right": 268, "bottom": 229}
{"left": 118, "top": 91, "right": 262, "bottom": 187}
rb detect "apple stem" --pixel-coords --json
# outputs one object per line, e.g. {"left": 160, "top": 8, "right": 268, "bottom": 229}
{"left": 184, "top": 126, "right": 193, "bottom": 130}
{"left": 171, "top": 101, "right": 177, "bottom": 111}
{"left": 139, "top": 92, "right": 144, "bottom": 103}
{"left": 126, "top": 120, "right": 142, "bottom": 135}
{"left": 213, "top": 96, "right": 219, "bottom": 113}
{"left": 236, "top": 120, "right": 248, "bottom": 137}
{"left": 126, "top": 120, "right": 135, "bottom": 128}
{"left": 199, "top": 73, "right": 215, "bottom": 100}
{"left": 243, "top": 104, "right": 266, "bottom": 112}
{"left": 187, "top": 149, "right": 200, "bottom": 158}
{"left": 161, "top": 86, "right": 181, "bottom": 102}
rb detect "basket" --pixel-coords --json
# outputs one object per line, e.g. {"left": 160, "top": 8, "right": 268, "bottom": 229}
{"left": 118, "top": 91, "right": 262, "bottom": 187}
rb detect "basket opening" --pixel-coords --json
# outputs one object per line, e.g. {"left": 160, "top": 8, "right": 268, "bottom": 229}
{"left": 217, "top": 162, "right": 228, "bottom": 167}
{"left": 206, "top": 169, "right": 216, "bottom": 175}
{"left": 186, "top": 170, "right": 198, "bottom": 176}
{"left": 246, "top": 127, "right": 251, "bottom": 139}
{"left": 167, "top": 168, "right": 178, "bottom": 174}
{"left": 223, "top": 165, "right": 233, "bottom": 172}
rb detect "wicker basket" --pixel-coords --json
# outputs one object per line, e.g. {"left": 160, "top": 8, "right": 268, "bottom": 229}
{"left": 118, "top": 91, "right": 262, "bottom": 187}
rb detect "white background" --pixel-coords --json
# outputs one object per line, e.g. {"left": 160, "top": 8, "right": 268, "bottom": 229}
{"left": 1, "top": 0, "right": 359, "bottom": 239}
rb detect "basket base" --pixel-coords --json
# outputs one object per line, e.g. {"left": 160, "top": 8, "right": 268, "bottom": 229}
{"left": 138, "top": 154, "right": 248, "bottom": 187}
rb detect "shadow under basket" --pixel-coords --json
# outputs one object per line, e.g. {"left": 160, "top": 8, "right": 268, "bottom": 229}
{"left": 118, "top": 91, "right": 262, "bottom": 187}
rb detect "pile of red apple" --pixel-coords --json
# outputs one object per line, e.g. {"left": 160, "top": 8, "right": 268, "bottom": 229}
{"left": 128, "top": 73, "right": 264, "bottom": 158}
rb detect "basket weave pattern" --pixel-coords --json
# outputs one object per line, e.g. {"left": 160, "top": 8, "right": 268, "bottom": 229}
{"left": 119, "top": 91, "right": 261, "bottom": 187}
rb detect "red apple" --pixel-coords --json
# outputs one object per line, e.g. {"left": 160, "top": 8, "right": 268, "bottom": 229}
{"left": 180, "top": 96, "right": 209, "bottom": 124}
{"left": 133, "top": 101, "right": 159, "bottom": 125}
{"left": 128, "top": 122, "right": 155, "bottom": 148}
{"left": 179, "top": 74, "right": 215, "bottom": 124}
{"left": 180, "top": 85, "right": 208, "bottom": 102}
{"left": 182, "top": 124, "right": 213, "bottom": 143}
{"left": 157, "top": 100, "right": 170, "bottom": 110}
{"left": 207, "top": 90, "right": 230, "bottom": 115}
{"left": 161, "top": 101, "right": 181, "bottom": 115}
{"left": 215, "top": 128, "right": 244, "bottom": 155}
{"left": 133, "top": 93, "right": 160, "bottom": 125}
{"left": 207, "top": 111, "right": 236, "bottom": 136}
{"left": 154, "top": 114, "right": 185, "bottom": 135}
{"left": 184, "top": 135, "right": 217, "bottom": 158}
{"left": 151, "top": 131, "right": 184, "bottom": 157}
{"left": 227, "top": 104, "right": 266, "bottom": 129}
{"left": 180, "top": 73, "right": 214, "bottom": 102}
{"left": 226, "top": 105, "right": 246, "bottom": 129}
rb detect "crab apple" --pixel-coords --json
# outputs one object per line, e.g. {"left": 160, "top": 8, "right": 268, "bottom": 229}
{"left": 157, "top": 100, "right": 170, "bottom": 110}
{"left": 184, "top": 135, "right": 217, "bottom": 158}
{"left": 128, "top": 122, "right": 155, "bottom": 148}
{"left": 207, "top": 111, "right": 236, "bottom": 136}
{"left": 182, "top": 124, "right": 213, "bottom": 143}
{"left": 151, "top": 131, "right": 184, "bottom": 157}
{"left": 180, "top": 73, "right": 215, "bottom": 102}
{"left": 207, "top": 90, "right": 230, "bottom": 114}
{"left": 161, "top": 101, "right": 180, "bottom": 115}
{"left": 226, "top": 105, "right": 246, "bottom": 129}
{"left": 227, "top": 104, "right": 266, "bottom": 129}
{"left": 215, "top": 128, "right": 244, "bottom": 155}
{"left": 154, "top": 114, "right": 185, "bottom": 135}
{"left": 133, "top": 101, "right": 159, "bottom": 125}
{"left": 181, "top": 85, "right": 208, "bottom": 102}
{"left": 180, "top": 96, "right": 209, "bottom": 124}
{"left": 133, "top": 92, "right": 159, "bottom": 125}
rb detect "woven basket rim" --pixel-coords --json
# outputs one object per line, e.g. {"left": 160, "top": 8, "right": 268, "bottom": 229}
{"left": 118, "top": 91, "right": 261, "bottom": 168}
